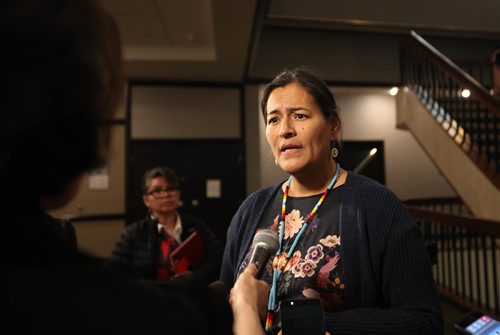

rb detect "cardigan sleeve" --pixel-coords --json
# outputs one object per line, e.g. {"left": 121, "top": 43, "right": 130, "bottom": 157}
{"left": 219, "top": 196, "right": 249, "bottom": 287}
{"left": 323, "top": 178, "right": 443, "bottom": 334}
{"left": 219, "top": 188, "right": 269, "bottom": 288}
{"left": 324, "top": 225, "right": 443, "bottom": 334}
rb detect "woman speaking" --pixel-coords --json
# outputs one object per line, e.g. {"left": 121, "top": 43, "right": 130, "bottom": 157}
{"left": 221, "top": 67, "right": 443, "bottom": 335}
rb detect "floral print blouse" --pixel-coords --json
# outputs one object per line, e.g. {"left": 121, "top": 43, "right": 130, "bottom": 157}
{"left": 238, "top": 185, "right": 346, "bottom": 328}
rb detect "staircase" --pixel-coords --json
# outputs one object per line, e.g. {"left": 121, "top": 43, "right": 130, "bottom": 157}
{"left": 397, "top": 31, "right": 500, "bottom": 318}
{"left": 396, "top": 31, "right": 500, "bottom": 221}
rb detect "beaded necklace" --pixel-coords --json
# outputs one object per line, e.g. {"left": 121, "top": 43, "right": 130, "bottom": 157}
{"left": 264, "top": 164, "right": 342, "bottom": 334}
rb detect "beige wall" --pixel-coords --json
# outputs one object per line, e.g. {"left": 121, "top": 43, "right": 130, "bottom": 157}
{"left": 73, "top": 220, "right": 125, "bottom": 259}
{"left": 130, "top": 85, "right": 240, "bottom": 139}
{"left": 335, "top": 87, "right": 456, "bottom": 200}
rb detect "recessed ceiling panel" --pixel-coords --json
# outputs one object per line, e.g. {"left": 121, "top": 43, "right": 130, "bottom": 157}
{"left": 102, "top": 0, "right": 216, "bottom": 61}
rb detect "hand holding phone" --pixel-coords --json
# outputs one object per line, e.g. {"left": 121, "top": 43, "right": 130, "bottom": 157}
{"left": 454, "top": 310, "right": 500, "bottom": 335}
{"left": 280, "top": 298, "right": 326, "bottom": 335}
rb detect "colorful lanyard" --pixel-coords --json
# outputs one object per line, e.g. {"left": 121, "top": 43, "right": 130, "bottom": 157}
{"left": 265, "top": 164, "right": 341, "bottom": 333}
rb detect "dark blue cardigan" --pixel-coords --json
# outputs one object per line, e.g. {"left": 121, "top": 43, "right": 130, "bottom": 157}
{"left": 220, "top": 173, "right": 443, "bottom": 334}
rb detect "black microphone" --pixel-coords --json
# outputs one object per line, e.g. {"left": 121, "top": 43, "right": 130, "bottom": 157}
{"left": 248, "top": 229, "right": 279, "bottom": 278}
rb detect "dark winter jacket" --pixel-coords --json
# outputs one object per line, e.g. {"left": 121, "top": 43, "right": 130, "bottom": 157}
{"left": 110, "top": 213, "right": 222, "bottom": 287}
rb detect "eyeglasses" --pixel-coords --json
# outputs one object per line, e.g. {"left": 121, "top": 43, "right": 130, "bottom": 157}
{"left": 146, "top": 187, "right": 179, "bottom": 199}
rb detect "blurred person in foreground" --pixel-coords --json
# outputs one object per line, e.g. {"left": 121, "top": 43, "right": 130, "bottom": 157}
{"left": 0, "top": 1, "right": 229, "bottom": 333}
{"left": 220, "top": 67, "right": 443, "bottom": 334}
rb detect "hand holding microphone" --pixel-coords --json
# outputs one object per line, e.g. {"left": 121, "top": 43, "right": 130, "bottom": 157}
{"left": 230, "top": 264, "right": 260, "bottom": 310}
{"left": 231, "top": 229, "right": 279, "bottom": 323}
{"left": 230, "top": 264, "right": 269, "bottom": 335}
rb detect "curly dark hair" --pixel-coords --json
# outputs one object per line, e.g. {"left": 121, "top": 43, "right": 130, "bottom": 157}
{"left": 0, "top": 0, "right": 123, "bottom": 203}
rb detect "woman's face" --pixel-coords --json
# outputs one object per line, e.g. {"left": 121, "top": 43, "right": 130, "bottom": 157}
{"left": 143, "top": 176, "right": 180, "bottom": 217}
{"left": 265, "top": 82, "right": 337, "bottom": 177}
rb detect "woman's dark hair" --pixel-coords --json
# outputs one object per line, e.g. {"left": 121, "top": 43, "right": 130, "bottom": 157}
{"left": 142, "top": 166, "right": 180, "bottom": 195}
{"left": 260, "top": 67, "right": 341, "bottom": 132}
{"left": 0, "top": 0, "right": 123, "bottom": 202}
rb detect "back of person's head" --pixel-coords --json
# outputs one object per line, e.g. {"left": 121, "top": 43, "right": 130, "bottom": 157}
{"left": 0, "top": 0, "right": 123, "bottom": 206}
{"left": 142, "top": 166, "right": 181, "bottom": 195}
{"left": 260, "top": 66, "right": 341, "bottom": 131}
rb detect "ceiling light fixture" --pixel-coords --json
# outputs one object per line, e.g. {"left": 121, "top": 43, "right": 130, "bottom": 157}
{"left": 389, "top": 87, "right": 399, "bottom": 96}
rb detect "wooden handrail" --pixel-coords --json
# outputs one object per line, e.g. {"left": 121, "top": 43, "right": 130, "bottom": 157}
{"left": 407, "top": 206, "right": 500, "bottom": 237}
{"left": 406, "top": 31, "right": 500, "bottom": 118}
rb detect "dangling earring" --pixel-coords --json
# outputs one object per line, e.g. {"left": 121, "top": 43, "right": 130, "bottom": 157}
{"left": 148, "top": 208, "right": 156, "bottom": 221}
{"left": 331, "top": 140, "right": 339, "bottom": 159}
{"left": 275, "top": 158, "right": 278, "bottom": 166}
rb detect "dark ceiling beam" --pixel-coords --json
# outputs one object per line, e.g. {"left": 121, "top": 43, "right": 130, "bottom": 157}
{"left": 244, "top": 0, "right": 272, "bottom": 79}
{"left": 265, "top": 15, "right": 500, "bottom": 41}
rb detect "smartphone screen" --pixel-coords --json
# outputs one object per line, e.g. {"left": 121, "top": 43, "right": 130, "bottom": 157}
{"left": 280, "top": 298, "right": 325, "bottom": 335}
{"left": 454, "top": 311, "right": 500, "bottom": 335}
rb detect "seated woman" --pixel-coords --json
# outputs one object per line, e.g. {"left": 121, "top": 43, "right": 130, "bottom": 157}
{"left": 110, "top": 166, "right": 222, "bottom": 287}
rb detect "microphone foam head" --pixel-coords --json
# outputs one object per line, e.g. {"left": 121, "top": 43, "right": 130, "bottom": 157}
{"left": 251, "top": 229, "right": 279, "bottom": 254}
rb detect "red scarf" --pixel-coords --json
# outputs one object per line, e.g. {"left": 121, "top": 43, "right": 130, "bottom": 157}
{"left": 156, "top": 232, "right": 189, "bottom": 280}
